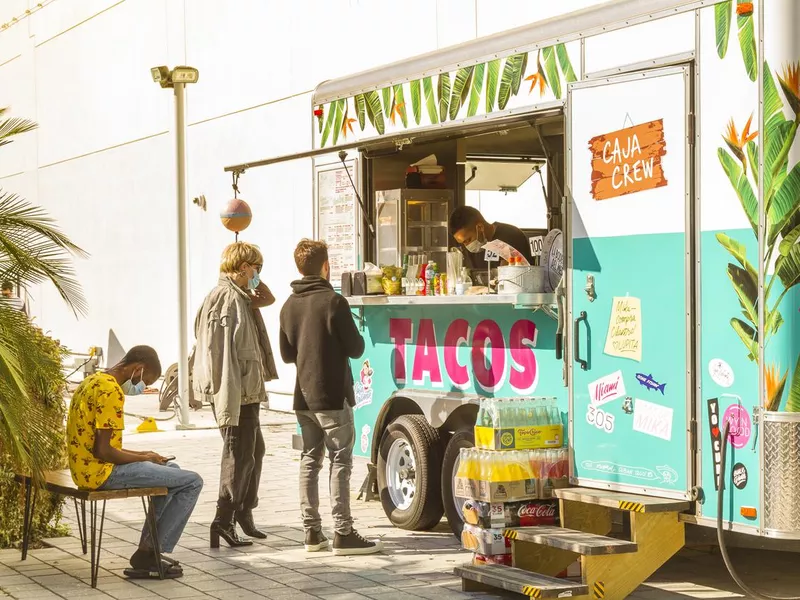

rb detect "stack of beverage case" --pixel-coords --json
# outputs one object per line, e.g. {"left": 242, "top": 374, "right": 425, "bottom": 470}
{"left": 456, "top": 397, "right": 569, "bottom": 566}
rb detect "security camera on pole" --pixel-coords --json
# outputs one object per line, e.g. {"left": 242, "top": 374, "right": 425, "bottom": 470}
{"left": 151, "top": 65, "right": 199, "bottom": 429}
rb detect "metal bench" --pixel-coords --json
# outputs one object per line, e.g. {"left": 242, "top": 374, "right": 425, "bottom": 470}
{"left": 15, "top": 470, "right": 168, "bottom": 588}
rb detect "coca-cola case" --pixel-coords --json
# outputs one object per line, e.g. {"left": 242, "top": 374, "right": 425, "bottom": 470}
{"left": 461, "top": 498, "right": 559, "bottom": 529}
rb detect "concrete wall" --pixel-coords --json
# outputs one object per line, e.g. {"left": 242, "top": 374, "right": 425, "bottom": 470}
{"left": 0, "top": 0, "right": 614, "bottom": 408}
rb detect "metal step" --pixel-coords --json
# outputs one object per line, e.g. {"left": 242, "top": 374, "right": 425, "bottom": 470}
{"left": 455, "top": 563, "right": 588, "bottom": 598}
{"left": 555, "top": 488, "right": 692, "bottom": 513}
{"left": 504, "top": 525, "right": 638, "bottom": 555}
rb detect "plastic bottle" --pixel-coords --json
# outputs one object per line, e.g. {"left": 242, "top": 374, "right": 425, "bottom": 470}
{"left": 425, "top": 261, "right": 436, "bottom": 296}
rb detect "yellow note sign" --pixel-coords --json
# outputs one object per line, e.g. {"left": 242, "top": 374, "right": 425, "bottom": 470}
{"left": 603, "top": 296, "right": 642, "bottom": 362}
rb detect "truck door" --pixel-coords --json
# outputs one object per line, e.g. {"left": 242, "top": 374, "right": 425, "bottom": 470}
{"left": 567, "top": 65, "right": 693, "bottom": 500}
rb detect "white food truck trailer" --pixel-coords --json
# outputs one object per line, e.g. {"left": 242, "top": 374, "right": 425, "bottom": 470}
{"left": 221, "top": 0, "right": 800, "bottom": 597}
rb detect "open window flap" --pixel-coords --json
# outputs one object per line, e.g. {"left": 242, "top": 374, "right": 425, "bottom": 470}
{"left": 223, "top": 102, "right": 563, "bottom": 173}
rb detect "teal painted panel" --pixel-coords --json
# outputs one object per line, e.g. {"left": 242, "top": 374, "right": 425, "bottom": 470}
{"left": 346, "top": 303, "right": 569, "bottom": 459}
{"left": 699, "top": 229, "right": 761, "bottom": 526}
{"left": 571, "top": 232, "right": 689, "bottom": 495}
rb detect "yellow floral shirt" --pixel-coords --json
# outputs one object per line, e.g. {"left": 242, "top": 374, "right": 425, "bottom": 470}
{"left": 66, "top": 373, "right": 125, "bottom": 489}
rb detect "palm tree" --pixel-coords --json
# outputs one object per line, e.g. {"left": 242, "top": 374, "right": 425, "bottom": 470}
{"left": 0, "top": 106, "right": 87, "bottom": 483}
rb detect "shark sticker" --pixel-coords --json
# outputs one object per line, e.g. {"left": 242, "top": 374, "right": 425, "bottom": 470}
{"left": 635, "top": 372, "right": 666, "bottom": 395}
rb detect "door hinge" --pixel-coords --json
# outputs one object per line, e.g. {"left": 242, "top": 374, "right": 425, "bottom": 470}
{"left": 687, "top": 113, "right": 696, "bottom": 145}
{"left": 690, "top": 418, "right": 697, "bottom": 451}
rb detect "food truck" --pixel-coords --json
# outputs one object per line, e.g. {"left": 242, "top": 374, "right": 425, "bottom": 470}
{"left": 224, "top": 0, "right": 800, "bottom": 596}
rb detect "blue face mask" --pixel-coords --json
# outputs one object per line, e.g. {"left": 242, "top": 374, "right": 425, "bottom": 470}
{"left": 248, "top": 271, "right": 261, "bottom": 290}
{"left": 121, "top": 369, "right": 146, "bottom": 396}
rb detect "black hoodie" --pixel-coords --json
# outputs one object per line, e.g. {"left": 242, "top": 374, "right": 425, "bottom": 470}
{"left": 278, "top": 276, "right": 365, "bottom": 411}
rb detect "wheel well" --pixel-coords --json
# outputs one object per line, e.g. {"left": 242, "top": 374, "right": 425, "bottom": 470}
{"left": 370, "top": 396, "right": 423, "bottom": 464}
{"left": 439, "top": 403, "right": 478, "bottom": 434}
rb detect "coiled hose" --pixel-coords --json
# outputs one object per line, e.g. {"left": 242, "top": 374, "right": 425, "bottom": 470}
{"left": 717, "top": 420, "right": 800, "bottom": 600}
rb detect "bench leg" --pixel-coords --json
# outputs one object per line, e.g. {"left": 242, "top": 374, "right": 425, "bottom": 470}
{"left": 73, "top": 499, "right": 87, "bottom": 555}
{"left": 88, "top": 500, "right": 106, "bottom": 588}
{"left": 21, "top": 478, "right": 35, "bottom": 560}
{"left": 141, "top": 496, "right": 164, "bottom": 580}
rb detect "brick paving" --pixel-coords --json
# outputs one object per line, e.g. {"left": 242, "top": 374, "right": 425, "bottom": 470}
{"left": 1, "top": 407, "right": 798, "bottom": 599}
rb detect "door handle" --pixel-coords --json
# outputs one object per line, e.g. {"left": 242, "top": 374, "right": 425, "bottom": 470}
{"left": 574, "top": 311, "right": 588, "bottom": 371}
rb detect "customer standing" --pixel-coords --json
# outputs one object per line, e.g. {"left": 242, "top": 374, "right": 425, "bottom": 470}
{"left": 193, "top": 241, "right": 279, "bottom": 548}
{"left": 279, "top": 239, "right": 382, "bottom": 556}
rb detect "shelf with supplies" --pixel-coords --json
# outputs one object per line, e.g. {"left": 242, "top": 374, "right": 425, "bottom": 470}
{"left": 345, "top": 292, "right": 558, "bottom": 321}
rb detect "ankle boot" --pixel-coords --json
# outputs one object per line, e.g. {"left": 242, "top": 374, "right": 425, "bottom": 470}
{"left": 235, "top": 511, "right": 267, "bottom": 539}
{"left": 210, "top": 507, "right": 253, "bottom": 549}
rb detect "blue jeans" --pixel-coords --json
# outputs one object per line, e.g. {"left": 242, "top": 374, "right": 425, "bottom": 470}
{"left": 99, "top": 461, "right": 203, "bottom": 554}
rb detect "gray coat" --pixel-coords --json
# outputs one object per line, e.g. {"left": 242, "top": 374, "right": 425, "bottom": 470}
{"left": 192, "top": 276, "right": 274, "bottom": 427}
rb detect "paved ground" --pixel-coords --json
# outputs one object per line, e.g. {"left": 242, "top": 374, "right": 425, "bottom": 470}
{"left": 1, "top": 405, "right": 799, "bottom": 600}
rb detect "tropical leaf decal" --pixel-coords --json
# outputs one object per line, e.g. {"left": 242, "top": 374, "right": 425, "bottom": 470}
{"left": 730, "top": 318, "right": 757, "bottom": 361}
{"left": 331, "top": 99, "right": 346, "bottom": 146}
{"left": 779, "top": 223, "right": 800, "bottom": 257}
{"left": 542, "top": 47, "right": 562, "bottom": 99}
{"left": 718, "top": 147, "right": 758, "bottom": 234}
{"left": 392, "top": 85, "right": 408, "bottom": 128}
{"left": 736, "top": 1, "right": 757, "bottom": 82}
{"left": 381, "top": 87, "right": 392, "bottom": 118}
{"left": 787, "top": 354, "right": 800, "bottom": 412}
{"left": 727, "top": 263, "right": 758, "bottom": 327}
{"left": 320, "top": 103, "right": 336, "bottom": 148}
{"left": 364, "top": 90, "right": 385, "bottom": 135}
{"left": 449, "top": 66, "right": 474, "bottom": 121}
{"left": 467, "top": 63, "right": 486, "bottom": 118}
{"left": 498, "top": 54, "right": 525, "bottom": 110}
{"left": 716, "top": 232, "right": 757, "bottom": 279}
{"left": 423, "top": 76, "right": 438, "bottom": 125}
{"left": 714, "top": 1, "right": 733, "bottom": 59}
{"left": 410, "top": 80, "right": 422, "bottom": 125}
{"left": 437, "top": 73, "right": 451, "bottom": 123}
{"left": 767, "top": 163, "right": 800, "bottom": 245}
{"left": 354, "top": 94, "right": 367, "bottom": 131}
{"left": 485, "top": 59, "right": 501, "bottom": 114}
{"left": 556, "top": 43, "right": 577, "bottom": 83}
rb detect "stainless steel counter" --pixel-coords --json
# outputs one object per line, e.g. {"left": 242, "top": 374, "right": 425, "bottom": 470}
{"left": 346, "top": 292, "right": 556, "bottom": 310}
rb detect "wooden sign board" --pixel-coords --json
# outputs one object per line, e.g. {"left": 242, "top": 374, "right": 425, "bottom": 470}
{"left": 588, "top": 119, "right": 668, "bottom": 201}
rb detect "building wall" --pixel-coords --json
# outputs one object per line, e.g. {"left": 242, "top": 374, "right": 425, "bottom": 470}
{"left": 0, "top": 0, "right": 624, "bottom": 408}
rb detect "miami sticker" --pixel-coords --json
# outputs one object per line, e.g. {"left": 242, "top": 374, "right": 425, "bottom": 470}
{"left": 588, "top": 370, "right": 626, "bottom": 407}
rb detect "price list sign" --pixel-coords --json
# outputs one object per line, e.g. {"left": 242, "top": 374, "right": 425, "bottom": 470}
{"left": 316, "top": 162, "right": 358, "bottom": 286}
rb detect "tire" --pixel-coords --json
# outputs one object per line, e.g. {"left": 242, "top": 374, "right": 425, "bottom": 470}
{"left": 441, "top": 428, "right": 475, "bottom": 539}
{"left": 377, "top": 414, "right": 444, "bottom": 530}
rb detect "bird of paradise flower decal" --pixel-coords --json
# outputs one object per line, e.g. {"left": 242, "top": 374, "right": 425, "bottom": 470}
{"left": 316, "top": 43, "right": 577, "bottom": 148}
{"left": 716, "top": 60, "right": 800, "bottom": 411}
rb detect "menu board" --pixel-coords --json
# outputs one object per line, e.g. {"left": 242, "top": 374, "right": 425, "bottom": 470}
{"left": 316, "top": 161, "right": 358, "bottom": 286}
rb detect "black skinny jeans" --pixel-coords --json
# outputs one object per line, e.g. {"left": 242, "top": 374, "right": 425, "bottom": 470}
{"left": 213, "top": 402, "right": 265, "bottom": 513}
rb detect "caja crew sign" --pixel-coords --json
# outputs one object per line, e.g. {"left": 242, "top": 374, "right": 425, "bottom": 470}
{"left": 389, "top": 317, "right": 539, "bottom": 394}
{"left": 589, "top": 119, "right": 668, "bottom": 200}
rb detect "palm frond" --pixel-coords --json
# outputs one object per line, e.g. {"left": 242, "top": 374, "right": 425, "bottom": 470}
{"left": 0, "top": 109, "right": 37, "bottom": 148}
{"left": 0, "top": 304, "right": 63, "bottom": 484}
{"left": 0, "top": 192, "right": 88, "bottom": 316}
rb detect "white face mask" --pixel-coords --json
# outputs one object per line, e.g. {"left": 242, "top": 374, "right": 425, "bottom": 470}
{"left": 465, "top": 239, "right": 483, "bottom": 253}
{"left": 121, "top": 368, "right": 146, "bottom": 396}
{"left": 464, "top": 226, "right": 487, "bottom": 253}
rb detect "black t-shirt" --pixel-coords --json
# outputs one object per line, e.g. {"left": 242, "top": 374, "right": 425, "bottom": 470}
{"left": 462, "top": 222, "right": 535, "bottom": 270}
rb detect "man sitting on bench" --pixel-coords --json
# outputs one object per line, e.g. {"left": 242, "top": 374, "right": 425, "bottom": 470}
{"left": 66, "top": 345, "right": 203, "bottom": 579}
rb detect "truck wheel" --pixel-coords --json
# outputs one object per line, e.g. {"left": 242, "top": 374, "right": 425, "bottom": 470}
{"left": 441, "top": 428, "right": 475, "bottom": 539}
{"left": 377, "top": 415, "right": 444, "bottom": 531}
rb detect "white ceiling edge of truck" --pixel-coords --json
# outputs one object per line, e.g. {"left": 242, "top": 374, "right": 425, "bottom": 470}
{"left": 223, "top": 0, "right": 724, "bottom": 174}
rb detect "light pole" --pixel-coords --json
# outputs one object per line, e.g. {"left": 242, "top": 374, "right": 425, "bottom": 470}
{"left": 151, "top": 65, "right": 199, "bottom": 429}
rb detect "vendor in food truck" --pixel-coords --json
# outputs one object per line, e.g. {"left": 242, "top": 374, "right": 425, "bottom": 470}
{"left": 449, "top": 206, "right": 534, "bottom": 270}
